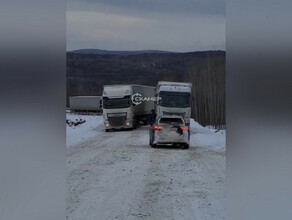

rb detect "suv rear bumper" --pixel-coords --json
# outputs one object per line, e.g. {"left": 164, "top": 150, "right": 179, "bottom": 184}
{"left": 153, "top": 131, "right": 190, "bottom": 145}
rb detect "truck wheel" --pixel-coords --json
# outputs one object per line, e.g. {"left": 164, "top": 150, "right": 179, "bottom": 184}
{"left": 151, "top": 143, "right": 157, "bottom": 148}
{"left": 105, "top": 129, "right": 109, "bottom": 132}
{"left": 183, "top": 144, "right": 189, "bottom": 149}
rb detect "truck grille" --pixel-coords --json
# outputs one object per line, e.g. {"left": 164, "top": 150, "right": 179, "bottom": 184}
{"left": 107, "top": 113, "right": 127, "bottom": 126}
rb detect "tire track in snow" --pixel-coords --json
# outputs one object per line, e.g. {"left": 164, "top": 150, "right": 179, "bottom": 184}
{"left": 67, "top": 123, "right": 225, "bottom": 220}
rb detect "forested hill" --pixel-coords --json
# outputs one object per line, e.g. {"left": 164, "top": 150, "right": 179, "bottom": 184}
{"left": 69, "top": 49, "right": 178, "bottom": 55}
{"left": 67, "top": 50, "right": 225, "bottom": 127}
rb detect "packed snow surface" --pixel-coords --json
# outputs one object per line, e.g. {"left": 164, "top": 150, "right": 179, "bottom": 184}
{"left": 66, "top": 113, "right": 104, "bottom": 148}
{"left": 67, "top": 112, "right": 225, "bottom": 220}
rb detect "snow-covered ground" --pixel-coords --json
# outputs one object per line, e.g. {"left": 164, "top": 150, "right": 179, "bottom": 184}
{"left": 66, "top": 113, "right": 104, "bottom": 148}
{"left": 66, "top": 112, "right": 225, "bottom": 220}
{"left": 190, "top": 120, "right": 226, "bottom": 152}
{"left": 66, "top": 113, "right": 226, "bottom": 151}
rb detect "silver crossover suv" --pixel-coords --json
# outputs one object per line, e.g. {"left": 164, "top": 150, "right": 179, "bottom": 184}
{"left": 149, "top": 116, "right": 190, "bottom": 149}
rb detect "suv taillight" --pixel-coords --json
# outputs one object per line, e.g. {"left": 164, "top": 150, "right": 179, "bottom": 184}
{"left": 153, "top": 125, "right": 163, "bottom": 130}
{"left": 180, "top": 126, "right": 189, "bottom": 131}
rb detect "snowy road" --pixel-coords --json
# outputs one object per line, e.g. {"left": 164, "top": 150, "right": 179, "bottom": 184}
{"left": 66, "top": 114, "right": 225, "bottom": 220}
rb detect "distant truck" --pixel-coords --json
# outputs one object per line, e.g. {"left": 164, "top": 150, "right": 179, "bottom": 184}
{"left": 69, "top": 96, "right": 102, "bottom": 111}
{"left": 102, "top": 84, "right": 155, "bottom": 131}
{"left": 155, "top": 81, "right": 192, "bottom": 125}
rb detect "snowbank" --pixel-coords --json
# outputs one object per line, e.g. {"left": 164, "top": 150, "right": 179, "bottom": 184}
{"left": 66, "top": 113, "right": 104, "bottom": 148}
{"left": 66, "top": 113, "right": 226, "bottom": 151}
{"left": 190, "top": 119, "right": 226, "bottom": 151}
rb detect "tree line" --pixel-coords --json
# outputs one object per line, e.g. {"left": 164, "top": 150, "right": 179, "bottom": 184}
{"left": 184, "top": 53, "right": 225, "bottom": 129}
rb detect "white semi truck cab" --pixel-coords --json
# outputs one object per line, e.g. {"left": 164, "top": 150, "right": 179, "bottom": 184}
{"left": 156, "top": 81, "right": 192, "bottom": 125}
{"left": 102, "top": 84, "right": 155, "bottom": 131}
{"left": 102, "top": 85, "right": 134, "bottom": 131}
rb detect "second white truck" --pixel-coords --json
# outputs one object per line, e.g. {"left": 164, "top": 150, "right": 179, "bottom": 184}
{"left": 102, "top": 84, "right": 155, "bottom": 131}
{"left": 156, "top": 81, "right": 192, "bottom": 125}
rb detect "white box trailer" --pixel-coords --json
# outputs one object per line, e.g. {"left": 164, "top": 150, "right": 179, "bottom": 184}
{"left": 69, "top": 96, "right": 102, "bottom": 111}
{"left": 132, "top": 84, "right": 155, "bottom": 117}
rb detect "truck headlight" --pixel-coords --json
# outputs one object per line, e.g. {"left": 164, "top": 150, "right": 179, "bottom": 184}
{"left": 126, "top": 122, "right": 130, "bottom": 126}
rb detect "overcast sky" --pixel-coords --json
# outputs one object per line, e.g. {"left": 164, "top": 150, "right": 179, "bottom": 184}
{"left": 67, "top": 0, "right": 225, "bottom": 52}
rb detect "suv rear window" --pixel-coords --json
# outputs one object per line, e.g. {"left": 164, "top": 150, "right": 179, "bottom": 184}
{"left": 159, "top": 118, "right": 184, "bottom": 125}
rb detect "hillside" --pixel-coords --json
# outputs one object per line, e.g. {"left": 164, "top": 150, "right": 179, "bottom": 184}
{"left": 69, "top": 49, "right": 178, "bottom": 56}
{"left": 67, "top": 50, "right": 226, "bottom": 126}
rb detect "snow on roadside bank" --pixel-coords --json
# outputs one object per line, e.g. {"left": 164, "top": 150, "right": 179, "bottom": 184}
{"left": 66, "top": 113, "right": 103, "bottom": 148}
{"left": 190, "top": 120, "right": 226, "bottom": 151}
{"left": 66, "top": 113, "right": 226, "bottom": 150}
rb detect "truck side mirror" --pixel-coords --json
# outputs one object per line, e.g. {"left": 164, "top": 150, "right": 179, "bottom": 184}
{"left": 99, "top": 99, "right": 102, "bottom": 108}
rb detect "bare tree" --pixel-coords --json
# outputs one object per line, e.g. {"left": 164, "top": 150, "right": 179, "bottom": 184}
{"left": 185, "top": 53, "right": 225, "bottom": 128}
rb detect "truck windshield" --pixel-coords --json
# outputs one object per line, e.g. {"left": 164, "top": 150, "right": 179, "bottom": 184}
{"left": 103, "top": 96, "right": 131, "bottom": 109}
{"left": 159, "top": 91, "right": 191, "bottom": 108}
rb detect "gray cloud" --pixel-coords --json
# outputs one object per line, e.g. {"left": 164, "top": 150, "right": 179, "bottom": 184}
{"left": 70, "top": 0, "right": 225, "bottom": 15}
{"left": 67, "top": 0, "right": 225, "bottom": 52}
